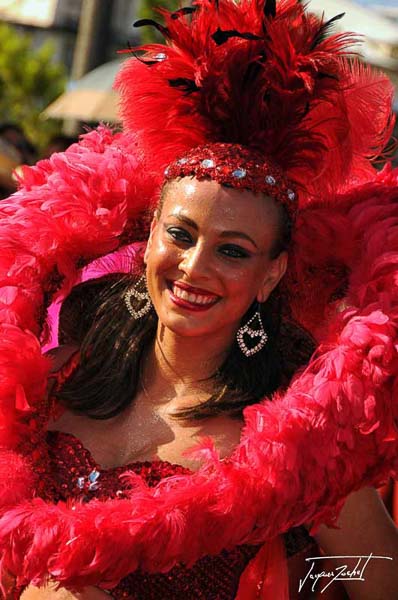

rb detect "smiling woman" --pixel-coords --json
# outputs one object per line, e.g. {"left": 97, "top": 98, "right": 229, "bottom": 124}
{"left": 54, "top": 171, "right": 300, "bottom": 427}
{"left": 53, "top": 174, "right": 295, "bottom": 424}
{"left": 1, "top": 1, "right": 398, "bottom": 599}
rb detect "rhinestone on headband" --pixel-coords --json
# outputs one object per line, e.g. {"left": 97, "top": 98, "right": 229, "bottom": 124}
{"left": 163, "top": 143, "right": 298, "bottom": 219}
{"left": 232, "top": 168, "right": 247, "bottom": 179}
{"left": 287, "top": 189, "right": 296, "bottom": 201}
{"left": 201, "top": 159, "right": 215, "bottom": 168}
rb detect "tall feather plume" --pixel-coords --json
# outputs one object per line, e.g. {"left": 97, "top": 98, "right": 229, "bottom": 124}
{"left": 115, "top": 0, "right": 395, "bottom": 204}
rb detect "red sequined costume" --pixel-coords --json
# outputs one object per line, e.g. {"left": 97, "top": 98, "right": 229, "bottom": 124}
{"left": 25, "top": 354, "right": 346, "bottom": 600}
{"left": 47, "top": 430, "right": 261, "bottom": 600}
{"left": 45, "top": 432, "right": 298, "bottom": 599}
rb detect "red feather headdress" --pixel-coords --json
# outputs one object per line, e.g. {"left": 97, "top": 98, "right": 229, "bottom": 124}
{"left": 116, "top": 0, "right": 394, "bottom": 202}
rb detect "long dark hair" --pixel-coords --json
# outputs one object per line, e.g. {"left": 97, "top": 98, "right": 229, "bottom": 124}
{"left": 55, "top": 200, "right": 313, "bottom": 420}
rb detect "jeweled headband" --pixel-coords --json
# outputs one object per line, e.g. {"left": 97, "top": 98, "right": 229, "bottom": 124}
{"left": 164, "top": 143, "right": 298, "bottom": 219}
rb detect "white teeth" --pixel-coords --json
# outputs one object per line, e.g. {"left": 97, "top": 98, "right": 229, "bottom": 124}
{"left": 172, "top": 285, "right": 216, "bottom": 305}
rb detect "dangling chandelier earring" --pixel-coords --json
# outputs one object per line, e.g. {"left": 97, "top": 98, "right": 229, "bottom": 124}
{"left": 236, "top": 303, "right": 268, "bottom": 357}
{"left": 124, "top": 275, "right": 153, "bottom": 319}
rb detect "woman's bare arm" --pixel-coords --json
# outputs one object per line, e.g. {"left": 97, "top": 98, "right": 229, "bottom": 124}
{"left": 313, "top": 486, "right": 398, "bottom": 600}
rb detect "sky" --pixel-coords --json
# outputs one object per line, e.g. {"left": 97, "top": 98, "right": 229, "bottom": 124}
{"left": 355, "top": 0, "right": 398, "bottom": 6}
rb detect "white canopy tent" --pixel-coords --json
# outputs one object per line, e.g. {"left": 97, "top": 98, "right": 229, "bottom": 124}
{"left": 43, "top": 59, "right": 124, "bottom": 123}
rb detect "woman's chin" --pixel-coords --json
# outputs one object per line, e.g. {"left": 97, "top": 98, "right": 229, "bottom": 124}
{"left": 160, "top": 318, "right": 217, "bottom": 338}
{"left": 157, "top": 310, "right": 224, "bottom": 339}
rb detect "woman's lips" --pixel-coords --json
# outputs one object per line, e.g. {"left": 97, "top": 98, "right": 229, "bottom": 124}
{"left": 167, "top": 281, "right": 220, "bottom": 311}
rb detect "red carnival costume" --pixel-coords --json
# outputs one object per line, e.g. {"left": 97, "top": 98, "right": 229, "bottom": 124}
{"left": 0, "top": 1, "right": 397, "bottom": 598}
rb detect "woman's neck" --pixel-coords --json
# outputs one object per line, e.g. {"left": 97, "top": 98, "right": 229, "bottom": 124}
{"left": 141, "top": 323, "right": 233, "bottom": 404}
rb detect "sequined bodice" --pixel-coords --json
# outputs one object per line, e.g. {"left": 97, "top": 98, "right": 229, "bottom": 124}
{"left": 37, "top": 353, "right": 317, "bottom": 599}
{"left": 45, "top": 430, "right": 261, "bottom": 599}
{"left": 46, "top": 430, "right": 192, "bottom": 502}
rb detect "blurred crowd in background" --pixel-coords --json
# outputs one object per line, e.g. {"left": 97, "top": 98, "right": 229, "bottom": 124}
{"left": 0, "top": 124, "right": 77, "bottom": 198}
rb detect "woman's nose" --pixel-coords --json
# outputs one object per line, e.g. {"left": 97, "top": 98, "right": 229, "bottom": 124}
{"left": 179, "top": 244, "right": 211, "bottom": 280}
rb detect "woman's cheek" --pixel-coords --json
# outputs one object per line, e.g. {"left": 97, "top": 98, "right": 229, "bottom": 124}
{"left": 225, "top": 267, "right": 264, "bottom": 311}
{"left": 220, "top": 264, "right": 254, "bottom": 292}
{"left": 149, "top": 237, "right": 177, "bottom": 271}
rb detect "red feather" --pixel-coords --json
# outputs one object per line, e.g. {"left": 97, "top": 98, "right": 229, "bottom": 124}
{"left": 115, "top": 0, "right": 394, "bottom": 203}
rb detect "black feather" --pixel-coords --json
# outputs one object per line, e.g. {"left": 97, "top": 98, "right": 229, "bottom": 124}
{"left": 317, "top": 72, "right": 339, "bottom": 82}
{"left": 125, "top": 43, "right": 159, "bottom": 65}
{"left": 264, "top": 0, "right": 276, "bottom": 18}
{"left": 133, "top": 18, "right": 169, "bottom": 38}
{"left": 169, "top": 78, "right": 200, "bottom": 93}
{"left": 311, "top": 13, "right": 345, "bottom": 49}
{"left": 212, "top": 27, "right": 261, "bottom": 46}
{"left": 171, "top": 7, "right": 196, "bottom": 20}
{"left": 243, "top": 58, "right": 265, "bottom": 86}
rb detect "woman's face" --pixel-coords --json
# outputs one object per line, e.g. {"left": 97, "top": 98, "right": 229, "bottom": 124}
{"left": 144, "top": 177, "right": 287, "bottom": 340}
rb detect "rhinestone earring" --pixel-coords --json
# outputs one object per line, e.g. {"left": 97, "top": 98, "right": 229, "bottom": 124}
{"left": 124, "top": 275, "right": 153, "bottom": 319}
{"left": 236, "top": 304, "right": 268, "bottom": 357}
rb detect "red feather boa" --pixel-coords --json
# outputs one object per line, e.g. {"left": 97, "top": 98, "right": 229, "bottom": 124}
{"left": 0, "top": 126, "right": 397, "bottom": 589}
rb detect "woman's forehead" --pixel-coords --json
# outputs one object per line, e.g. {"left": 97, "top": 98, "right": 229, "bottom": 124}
{"left": 161, "top": 177, "right": 279, "bottom": 234}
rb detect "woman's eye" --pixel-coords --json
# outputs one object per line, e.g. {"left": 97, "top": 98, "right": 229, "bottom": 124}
{"left": 219, "top": 245, "right": 250, "bottom": 259}
{"left": 166, "top": 227, "right": 192, "bottom": 243}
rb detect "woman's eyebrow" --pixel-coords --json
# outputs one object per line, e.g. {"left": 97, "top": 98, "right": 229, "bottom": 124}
{"left": 219, "top": 230, "right": 258, "bottom": 249}
{"left": 167, "top": 214, "right": 258, "bottom": 249}
{"left": 167, "top": 214, "right": 198, "bottom": 229}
